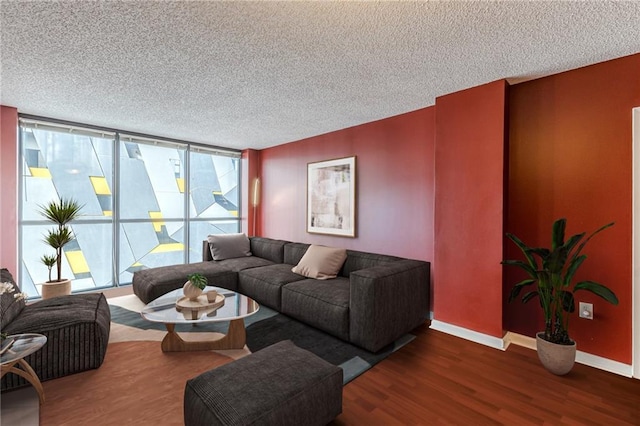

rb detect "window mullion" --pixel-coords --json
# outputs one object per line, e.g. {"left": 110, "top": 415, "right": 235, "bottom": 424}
{"left": 113, "top": 132, "right": 121, "bottom": 287}
{"left": 184, "top": 145, "right": 190, "bottom": 265}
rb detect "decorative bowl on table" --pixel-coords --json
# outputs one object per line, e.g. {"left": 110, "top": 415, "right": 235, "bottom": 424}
{"left": 175, "top": 292, "right": 225, "bottom": 320}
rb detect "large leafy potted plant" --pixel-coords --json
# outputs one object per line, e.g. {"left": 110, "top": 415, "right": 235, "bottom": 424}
{"left": 502, "top": 218, "right": 619, "bottom": 375}
{"left": 39, "top": 198, "right": 83, "bottom": 299}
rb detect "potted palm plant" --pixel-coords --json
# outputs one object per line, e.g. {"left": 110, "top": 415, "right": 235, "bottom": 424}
{"left": 39, "top": 198, "right": 83, "bottom": 299}
{"left": 502, "top": 218, "right": 619, "bottom": 375}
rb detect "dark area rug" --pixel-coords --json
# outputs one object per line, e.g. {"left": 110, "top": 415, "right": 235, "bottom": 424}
{"left": 109, "top": 302, "right": 414, "bottom": 384}
{"left": 245, "top": 312, "right": 414, "bottom": 383}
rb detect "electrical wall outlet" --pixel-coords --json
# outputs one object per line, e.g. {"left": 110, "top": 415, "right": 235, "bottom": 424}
{"left": 579, "top": 302, "right": 593, "bottom": 320}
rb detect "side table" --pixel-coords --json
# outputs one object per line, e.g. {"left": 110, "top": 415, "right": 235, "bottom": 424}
{"left": 0, "top": 333, "right": 47, "bottom": 404}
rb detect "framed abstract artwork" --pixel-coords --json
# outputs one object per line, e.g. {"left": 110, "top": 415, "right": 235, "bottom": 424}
{"left": 307, "top": 156, "right": 356, "bottom": 237}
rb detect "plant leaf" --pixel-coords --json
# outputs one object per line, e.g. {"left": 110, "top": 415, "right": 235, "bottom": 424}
{"left": 505, "top": 233, "right": 538, "bottom": 270}
{"left": 574, "top": 281, "right": 619, "bottom": 305}
{"left": 521, "top": 291, "right": 539, "bottom": 304}
{"left": 564, "top": 254, "right": 586, "bottom": 287}
{"left": 563, "top": 232, "right": 585, "bottom": 254}
{"left": 561, "top": 291, "right": 575, "bottom": 313}
{"left": 507, "top": 279, "right": 536, "bottom": 302}
{"left": 501, "top": 259, "right": 537, "bottom": 278}
{"left": 43, "top": 227, "right": 74, "bottom": 248}
{"left": 529, "top": 247, "right": 551, "bottom": 260}
{"left": 543, "top": 247, "right": 566, "bottom": 273}
{"left": 40, "top": 254, "right": 57, "bottom": 267}
{"left": 38, "top": 198, "right": 84, "bottom": 225}
{"left": 551, "top": 218, "right": 567, "bottom": 250}
{"left": 543, "top": 231, "right": 581, "bottom": 274}
{"left": 571, "top": 222, "right": 615, "bottom": 262}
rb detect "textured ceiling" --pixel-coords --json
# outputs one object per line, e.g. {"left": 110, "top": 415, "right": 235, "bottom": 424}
{"left": 1, "top": 1, "right": 639, "bottom": 150}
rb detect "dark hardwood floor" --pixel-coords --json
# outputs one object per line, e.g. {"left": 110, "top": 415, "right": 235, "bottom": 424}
{"left": 332, "top": 323, "right": 640, "bottom": 425}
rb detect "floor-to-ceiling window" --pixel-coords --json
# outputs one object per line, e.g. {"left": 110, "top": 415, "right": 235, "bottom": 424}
{"left": 118, "top": 135, "right": 189, "bottom": 284}
{"left": 19, "top": 117, "right": 241, "bottom": 297}
{"left": 188, "top": 146, "right": 240, "bottom": 262}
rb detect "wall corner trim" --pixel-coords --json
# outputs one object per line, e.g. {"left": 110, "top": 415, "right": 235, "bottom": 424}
{"left": 503, "top": 331, "right": 536, "bottom": 350}
{"left": 430, "top": 319, "right": 506, "bottom": 350}
{"left": 504, "top": 332, "right": 634, "bottom": 378}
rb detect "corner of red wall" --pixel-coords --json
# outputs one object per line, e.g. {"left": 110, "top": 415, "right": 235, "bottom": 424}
{"left": 0, "top": 105, "right": 19, "bottom": 276}
{"left": 434, "top": 80, "right": 508, "bottom": 338}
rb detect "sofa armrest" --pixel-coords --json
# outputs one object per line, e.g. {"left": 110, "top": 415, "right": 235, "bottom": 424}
{"left": 349, "top": 259, "right": 430, "bottom": 352}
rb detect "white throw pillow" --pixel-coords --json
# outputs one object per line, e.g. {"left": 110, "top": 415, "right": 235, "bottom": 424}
{"left": 291, "top": 245, "right": 347, "bottom": 280}
{"left": 207, "top": 233, "right": 252, "bottom": 261}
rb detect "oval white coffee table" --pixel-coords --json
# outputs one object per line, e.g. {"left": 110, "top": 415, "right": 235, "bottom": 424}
{"left": 141, "top": 286, "right": 259, "bottom": 352}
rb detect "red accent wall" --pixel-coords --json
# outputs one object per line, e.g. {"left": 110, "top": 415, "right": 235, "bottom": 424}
{"left": 259, "top": 107, "right": 435, "bottom": 264}
{"left": 506, "top": 54, "right": 639, "bottom": 363}
{"left": 0, "top": 105, "right": 19, "bottom": 275}
{"left": 433, "top": 81, "right": 508, "bottom": 338}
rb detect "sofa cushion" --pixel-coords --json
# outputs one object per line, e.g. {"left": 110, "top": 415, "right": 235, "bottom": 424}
{"left": 214, "top": 256, "right": 274, "bottom": 273}
{"left": 1, "top": 268, "right": 25, "bottom": 330}
{"left": 238, "top": 264, "right": 305, "bottom": 310}
{"left": 284, "top": 242, "right": 311, "bottom": 265}
{"left": 292, "top": 245, "right": 347, "bottom": 280}
{"left": 281, "top": 278, "right": 350, "bottom": 341}
{"left": 207, "top": 233, "right": 252, "bottom": 261}
{"left": 249, "top": 237, "right": 289, "bottom": 264}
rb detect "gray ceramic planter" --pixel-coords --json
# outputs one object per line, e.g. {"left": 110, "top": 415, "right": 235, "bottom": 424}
{"left": 536, "top": 332, "right": 576, "bottom": 375}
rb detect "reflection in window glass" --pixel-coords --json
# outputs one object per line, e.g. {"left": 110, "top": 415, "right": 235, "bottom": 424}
{"left": 19, "top": 119, "right": 241, "bottom": 295}
{"left": 118, "top": 138, "right": 188, "bottom": 280}
{"left": 20, "top": 125, "right": 114, "bottom": 297}
{"left": 119, "top": 138, "right": 186, "bottom": 220}
{"left": 21, "top": 127, "right": 114, "bottom": 221}
{"left": 118, "top": 223, "right": 185, "bottom": 284}
{"left": 190, "top": 151, "right": 239, "bottom": 219}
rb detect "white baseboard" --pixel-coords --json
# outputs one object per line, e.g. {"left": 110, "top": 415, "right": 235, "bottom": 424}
{"left": 429, "top": 320, "right": 505, "bottom": 350}
{"left": 575, "top": 350, "right": 634, "bottom": 377}
{"left": 504, "top": 332, "right": 634, "bottom": 378}
{"left": 430, "top": 322, "right": 634, "bottom": 377}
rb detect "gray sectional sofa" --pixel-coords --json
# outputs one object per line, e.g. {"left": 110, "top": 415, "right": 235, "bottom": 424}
{"left": 133, "top": 237, "right": 430, "bottom": 352}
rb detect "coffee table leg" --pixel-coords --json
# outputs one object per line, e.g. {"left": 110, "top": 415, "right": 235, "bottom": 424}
{"left": 0, "top": 359, "right": 45, "bottom": 404}
{"left": 161, "top": 319, "right": 246, "bottom": 352}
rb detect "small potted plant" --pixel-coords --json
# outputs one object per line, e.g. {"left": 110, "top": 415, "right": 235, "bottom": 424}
{"left": 502, "top": 218, "right": 619, "bottom": 375}
{"left": 183, "top": 273, "right": 208, "bottom": 301}
{"left": 39, "top": 198, "right": 83, "bottom": 299}
{"left": 40, "top": 254, "right": 57, "bottom": 283}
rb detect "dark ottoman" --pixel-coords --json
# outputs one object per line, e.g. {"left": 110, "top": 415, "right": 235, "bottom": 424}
{"left": 184, "top": 340, "right": 343, "bottom": 426}
{"left": 1, "top": 291, "right": 111, "bottom": 390}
